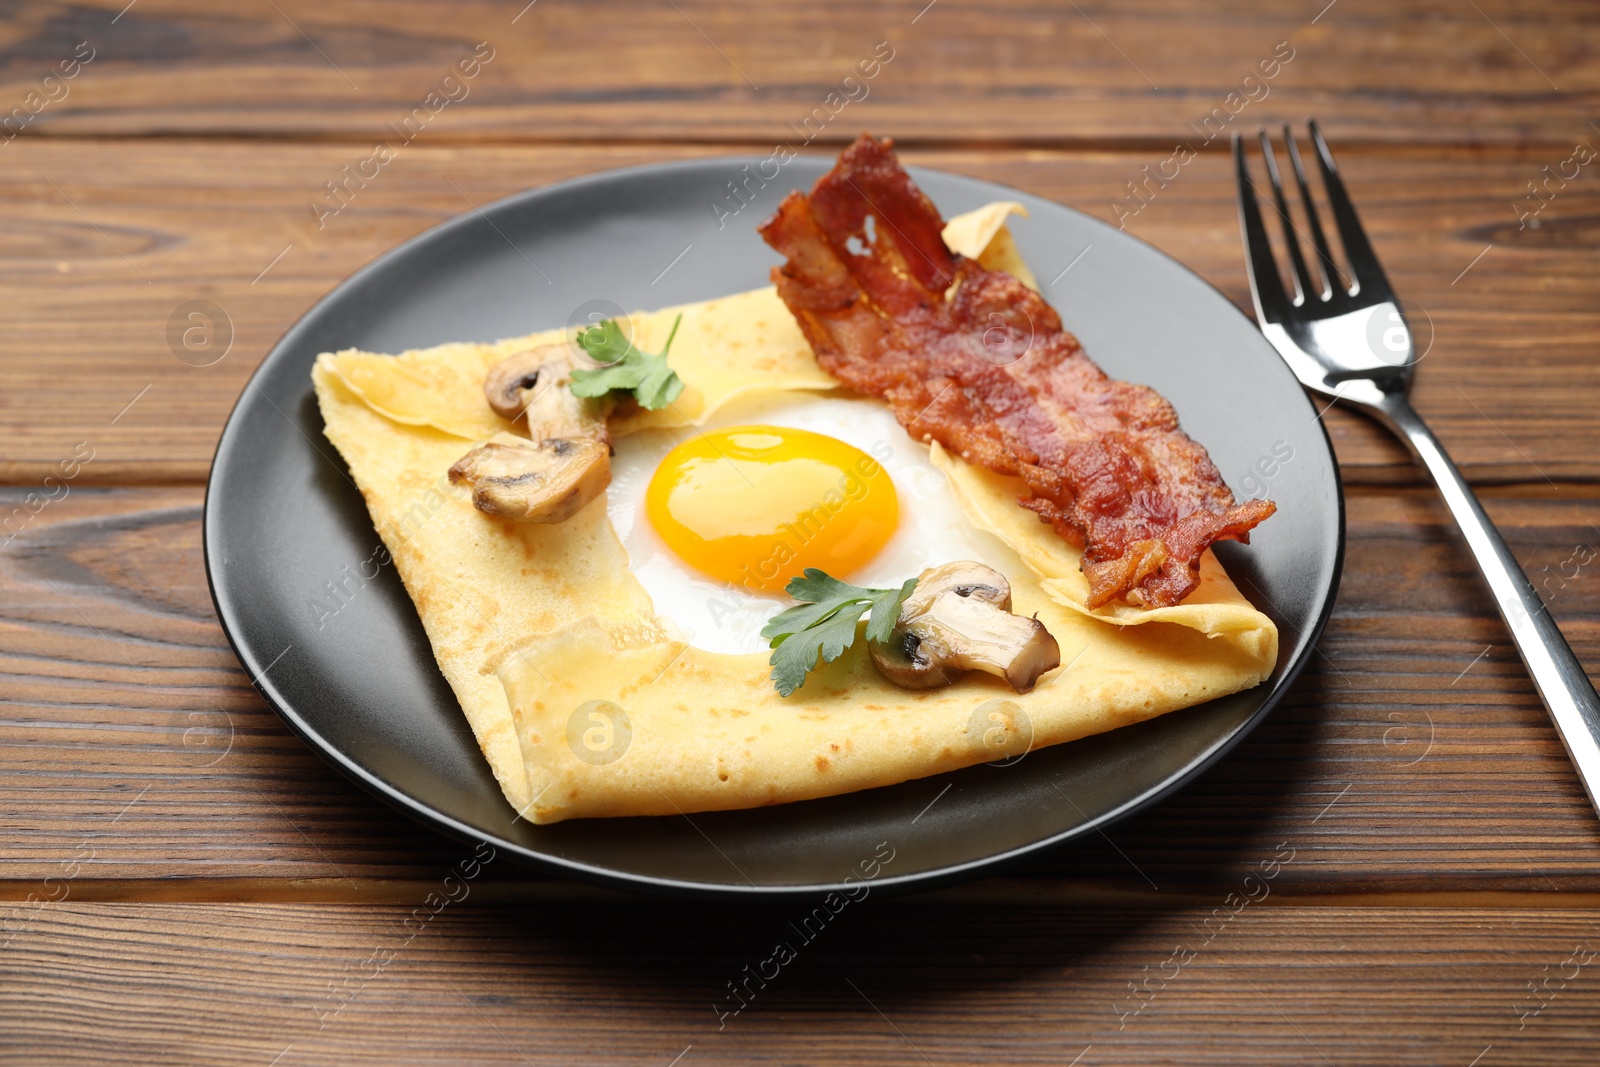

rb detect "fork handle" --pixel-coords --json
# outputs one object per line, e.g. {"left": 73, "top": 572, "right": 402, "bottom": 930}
{"left": 1373, "top": 393, "right": 1600, "bottom": 814}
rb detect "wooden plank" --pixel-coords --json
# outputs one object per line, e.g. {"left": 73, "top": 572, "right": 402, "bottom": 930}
{"left": 1, "top": 140, "right": 1594, "bottom": 485}
{"left": 3, "top": 0, "right": 1596, "bottom": 145}
{"left": 4, "top": 901, "right": 1600, "bottom": 1064}
{"left": 1, "top": 484, "right": 1596, "bottom": 893}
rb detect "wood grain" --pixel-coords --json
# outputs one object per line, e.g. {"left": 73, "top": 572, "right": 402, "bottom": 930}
{"left": 2, "top": 140, "right": 1596, "bottom": 485}
{"left": 5, "top": 901, "right": 1600, "bottom": 1065}
{"left": 1, "top": 0, "right": 1596, "bottom": 146}
{"left": 1, "top": 483, "right": 1595, "bottom": 893}
{"left": 10, "top": 3, "right": 1600, "bottom": 1059}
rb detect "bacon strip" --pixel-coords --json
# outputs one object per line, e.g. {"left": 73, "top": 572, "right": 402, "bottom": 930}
{"left": 759, "top": 135, "right": 1275, "bottom": 608}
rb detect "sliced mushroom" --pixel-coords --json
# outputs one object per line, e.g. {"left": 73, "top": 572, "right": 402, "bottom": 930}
{"left": 448, "top": 432, "right": 610, "bottom": 524}
{"left": 900, "top": 561, "right": 1013, "bottom": 616}
{"left": 867, "top": 628, "right": 961, "bottom": 690}
{"left": 483, "top": 344, "right": 609, "bottom": 444}
{"left": 869, "top": 561, "right": 1061, "bottom": 693}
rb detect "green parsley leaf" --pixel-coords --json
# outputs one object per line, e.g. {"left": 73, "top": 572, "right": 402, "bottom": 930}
{"left": 760, "top": 568, "right": 919, "bottom": 697}
{"left": 571, "top": 318, "right": 635, "bottom": 365}
{"left": 568, "top": 314, "right": 685, "bottom": 410}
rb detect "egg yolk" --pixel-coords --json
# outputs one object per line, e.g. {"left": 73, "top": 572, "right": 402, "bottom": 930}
{"left": 645, "top": 426, "right": 899, "bottom": 593}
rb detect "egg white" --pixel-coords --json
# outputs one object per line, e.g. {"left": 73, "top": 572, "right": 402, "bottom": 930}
{"left": 606, "top": 391, "right": 1026, "bottom": 656}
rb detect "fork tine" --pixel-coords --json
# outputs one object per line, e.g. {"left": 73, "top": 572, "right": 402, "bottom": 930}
{"left": 1309, "top": 119, "right": 1394, "bottom": 299}
{"left": 1232, "top": 133, "right": 1292, "bottom": 325}
{"left": 1283, "top": 125, "right": 1337, "bottom": 300}
{"left": 1256, "top": 129, "right": 1317, "bottom": 305}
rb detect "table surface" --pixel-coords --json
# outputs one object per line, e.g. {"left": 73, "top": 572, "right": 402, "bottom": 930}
{"left": 4, "top": 1, "right": 1600, "bottom": 1063}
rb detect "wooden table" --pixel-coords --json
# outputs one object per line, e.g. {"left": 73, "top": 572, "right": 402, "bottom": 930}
{"left": 4, "top": 1, "right": 1598, "bottom": 1062}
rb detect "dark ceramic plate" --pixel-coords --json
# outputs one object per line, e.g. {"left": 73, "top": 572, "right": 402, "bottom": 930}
{"left": 204, "top": 155, "right": 1343, "bottom": 899}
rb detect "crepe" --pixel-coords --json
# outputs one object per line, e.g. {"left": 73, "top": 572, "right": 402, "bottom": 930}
{"left": 312, "top": 205, "right": 1277, "bottom": 823}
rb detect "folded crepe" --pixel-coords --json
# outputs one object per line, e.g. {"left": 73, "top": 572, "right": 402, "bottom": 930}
{"left": 312, "top": 204, "right": 1277, "bottom": 823}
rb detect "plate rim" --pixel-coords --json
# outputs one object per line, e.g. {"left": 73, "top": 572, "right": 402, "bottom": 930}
{"left": 203, "top": 152, "right": 1346, "bottom": 900}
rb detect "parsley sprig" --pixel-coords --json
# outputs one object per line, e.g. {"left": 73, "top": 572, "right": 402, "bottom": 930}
{"left": 760, "top": 569, "right": 919, "bottom": 697}
{"left": 568, "top": 314, "right": 685, "bottom": 410}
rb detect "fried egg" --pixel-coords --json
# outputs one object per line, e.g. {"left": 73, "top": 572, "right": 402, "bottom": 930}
{"left": 607, "top": 391, "right": 1023, "bottom": 655}
{"left": 644, "top": 425, "right": 900, "bottom": 594}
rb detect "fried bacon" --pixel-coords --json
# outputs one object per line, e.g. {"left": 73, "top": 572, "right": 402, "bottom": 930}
{"left": 758, "top": 134, "right": 1275, "bottom": 608}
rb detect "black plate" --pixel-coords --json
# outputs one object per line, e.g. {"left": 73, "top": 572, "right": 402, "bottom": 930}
{"left": 204, "top": 155, "right": 1343, "bottom": 899}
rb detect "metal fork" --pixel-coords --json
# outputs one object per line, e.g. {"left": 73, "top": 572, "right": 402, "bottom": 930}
{"left": 1234, "top": 121, "right": 1600, "bottom": 817}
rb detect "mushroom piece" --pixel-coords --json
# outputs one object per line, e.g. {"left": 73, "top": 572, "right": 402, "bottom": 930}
{"left": 869, "top": 561, "right": 1061, "bottom": 693}
{"left": 448, "top": 432, "right": 610, "bottom": 524}
{"left": 483, "top": 344, "right": 609, "bottom": 443}
{"left": 866, "top": 629, "right": 961, "bottom": 690}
